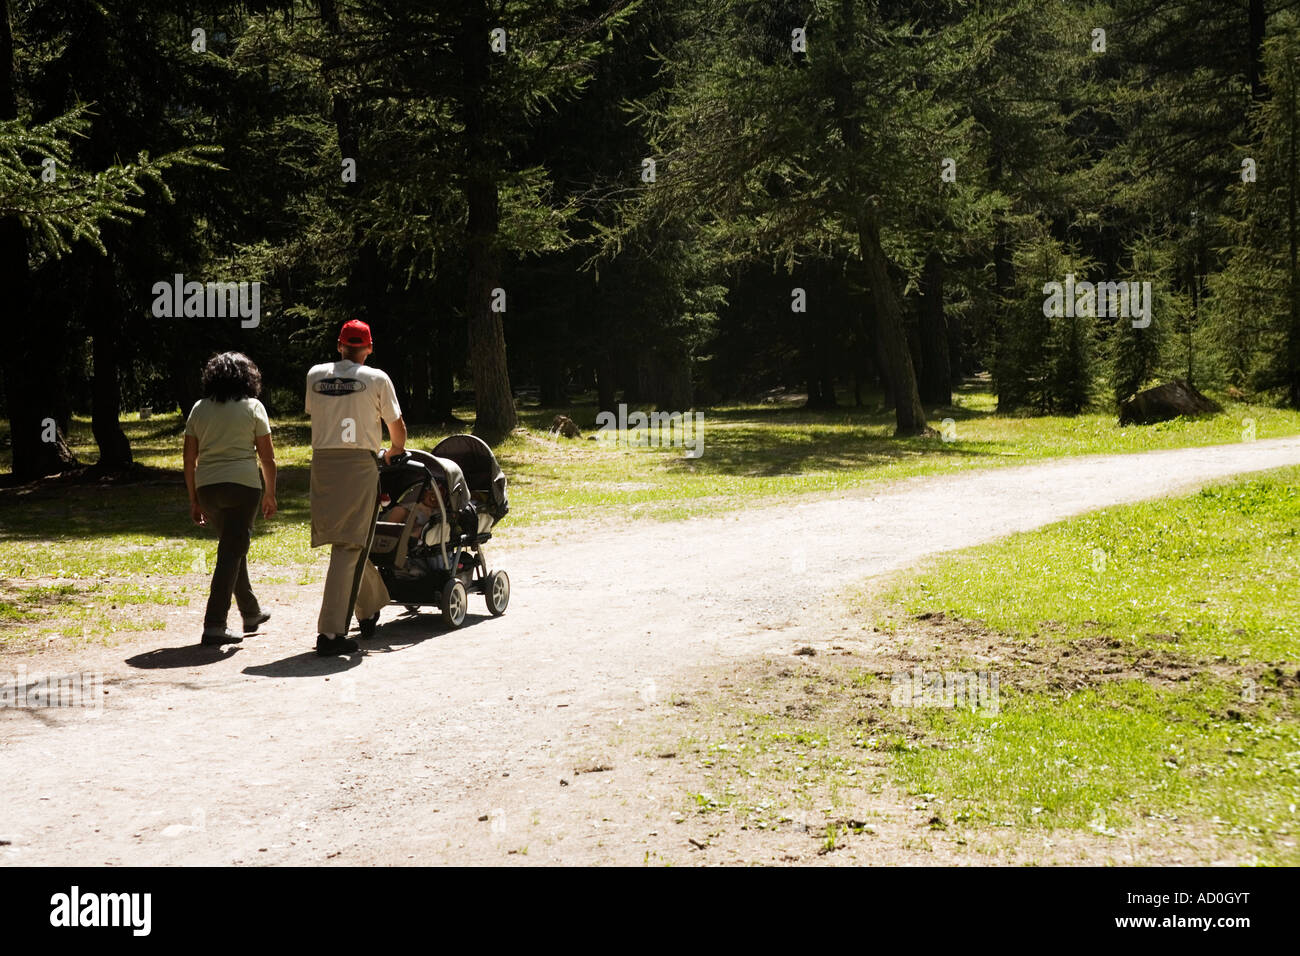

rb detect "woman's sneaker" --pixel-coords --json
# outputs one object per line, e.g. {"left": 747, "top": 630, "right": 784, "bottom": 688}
{"left": 201, "top": 627, "right": 243, "bottom": 647}
{"left": 316, "top": 634, "right": 360, "bottom": 656}
{"left": 243, "top": 611, "right": 272, "bottom": 634}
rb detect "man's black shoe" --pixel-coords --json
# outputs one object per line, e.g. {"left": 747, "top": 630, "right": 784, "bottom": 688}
{"left": 201, "top": 628, "right": 243, "bottom": 647}
{"left": 316, "top": 634, "right": 360, "bottom": 657}
{"left": 243, "top": 611, "right": 272, "bottom": 634}
{"left": 358, "top": 613, "right": 380, "bottom": 639}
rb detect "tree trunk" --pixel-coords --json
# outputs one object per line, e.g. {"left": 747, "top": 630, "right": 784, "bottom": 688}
{"left": 620, "top": 348, "right": 641, "bottom": 405}
{"left": 320, "top": 0, "right": 360, "bottom": 185}
{"left": 408, "top": 341, "right": 430, "bottom": 423}
{"left": 431, "top": 314, "right": 456, "bottom": 423}
{"left": 89, "top": 256, "right": 133, "bottom": 472}
{"left": 948, "top": 304, "right": 964, "bottom": 386}
{"left": 596, "top": 347, "right": 616, "bottom": 411}
{"left": 805, "top": 354, "right": 836, "bottom": 409}
{"left": 846, "top": 306, "right": 879, "bottom": 407}
{"left": 827, "top": 39, "right": 923, "bottom": 432}
{"left": 857, "top": 214, "right": 929, "bottom": 434}
{"left": 1187, "top": 255, "right": 1198, "bottom": 386}
{"left": 3, "top": 360, "right": 78, "bottom": 480}
{"left": 803, "top": 331, "right": 834, "bottom": 409}
{"left": 1249, "top": 0, "right": 1267, "bottom": 101}
{"left": 636, "top": 351, "right": 688, "bottom": 408}
{"left": 826, "top": 23, "right": 925, "bottom": 433}
{"left": 992, "top": 191, "right": 1016, "bottom": 410}
{"left": 820, "top": 374, "right": 836, "bottom": 407}
{"left": 90, "top": 335, "right": 132, "bottom": 471}
{"left": 464, "top": 200, "right": 516, "bottom": 437}
{"left": 917, "top": 250, "right": 951, "bottom": 406}
{"left": 810, "top": 312, "right": 837, "bottom": 409}
{"left": 1289, "top": 50, "right": 1300, "bottom": 407}
{"left": 539, "top": 351, "right": 564, "bottom": 407}
{"left": 459, "top": 1, "right": 516, "bottom": 440}
{"left": 168, "top": 348, "right": 203, "bottom": 419}
{"left": 664, "top": 353, "right": 693, "bottom": 410}
{"left": 870, "top": 334, "right": 895, "bottom": 411}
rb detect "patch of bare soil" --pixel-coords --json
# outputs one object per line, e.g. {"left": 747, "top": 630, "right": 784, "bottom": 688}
{"left": 890, "top": 610, "right": 1300, "bottom": 700}
{"left": 554, "top": 614, "right": 1285, "bottom": 866}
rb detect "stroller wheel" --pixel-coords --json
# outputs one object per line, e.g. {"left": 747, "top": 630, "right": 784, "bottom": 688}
{"left": 403, "top": 604, "right": 422, "bottom": 614}
{"left": 486, "top": 570, "right": 510, "bottom": 616}
{"left": 440, "top": 579, "right": 468, "bottom": 629}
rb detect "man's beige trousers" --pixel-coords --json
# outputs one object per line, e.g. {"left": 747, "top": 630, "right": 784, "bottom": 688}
{"left": 310, "top": 449, "right": 390, "bottom": 636}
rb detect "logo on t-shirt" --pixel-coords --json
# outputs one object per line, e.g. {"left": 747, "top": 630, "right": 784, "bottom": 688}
{"left": 313, "top": 377, "right": 366, "bottom": 396}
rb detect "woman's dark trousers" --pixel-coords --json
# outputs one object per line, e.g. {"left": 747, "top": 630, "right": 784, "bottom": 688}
{"left": 196, "top": 482, "right": 262, "bottom": 630}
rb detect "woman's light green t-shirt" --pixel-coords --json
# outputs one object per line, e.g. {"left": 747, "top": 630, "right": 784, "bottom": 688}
{"left": 185, "top": 397, "right": 271, "bottom": 490}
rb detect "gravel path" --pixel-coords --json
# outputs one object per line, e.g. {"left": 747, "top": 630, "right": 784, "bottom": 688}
{"left": 3, "top": 437, "right": 1298, "bottom": 865}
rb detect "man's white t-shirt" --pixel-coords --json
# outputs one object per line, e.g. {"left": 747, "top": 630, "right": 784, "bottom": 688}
{"left": 305, "top": 360, "right": 402, "bottom": 452}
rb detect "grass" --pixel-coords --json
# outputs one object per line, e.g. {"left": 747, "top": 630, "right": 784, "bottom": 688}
{"left": 1, "top": 386, "right": 1298, "bottom": 646}
{"left": 502, "top": 388, "right": 1300, "bottom": 524}
{"left": 884, "top": 470, "right": 1300, "bottom": 661}
{"left": 873, "top": 466, "right": 1300, "bottom": 859}
{"left": 891, "top": 678, "right": 1300, "bottom": 843}
{"left": 641, "top": 466, "right": 1300, "bottom": 863}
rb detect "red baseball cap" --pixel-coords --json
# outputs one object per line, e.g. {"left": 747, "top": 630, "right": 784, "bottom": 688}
{"left": 338, "top": 319, "right": 373, "bottom": 347}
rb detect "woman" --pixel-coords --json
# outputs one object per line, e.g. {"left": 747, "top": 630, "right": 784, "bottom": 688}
{"left": 183, "top": 352, "right": 278, "bottom": 646}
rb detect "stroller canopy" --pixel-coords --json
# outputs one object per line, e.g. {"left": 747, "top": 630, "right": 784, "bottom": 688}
{"left": 383, "top": 449, "right": 471, "bottom": 513}
{"left": 432, "top": 435, "right": 508, "bottom": 518}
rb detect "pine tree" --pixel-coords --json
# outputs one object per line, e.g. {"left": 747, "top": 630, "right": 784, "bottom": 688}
{"left": 998, "top": 234, "right": 1096, "bottom": 414}
{"left": 0, "top": 0, "right": 210, "bottom": 480}
{"left": 612, "top": 0, "right": 1027, "bottom": 435}
{"left": 1107, "top": 235, "right": 1177, "bottom": 408}
{"left": 278, "top": 0, "right": 639, "bottom": 440}
{"left": 1211, "top": 12, "right": 1300, "bottom": 405}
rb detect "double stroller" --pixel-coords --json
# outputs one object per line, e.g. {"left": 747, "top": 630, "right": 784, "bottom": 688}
{"left": 367, "top": 435, "right": 510, "bottom": 628}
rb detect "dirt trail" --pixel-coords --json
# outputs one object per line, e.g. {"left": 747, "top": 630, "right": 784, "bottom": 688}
{"left": 3, "top": 437, "right": 1299, "bottom": 866}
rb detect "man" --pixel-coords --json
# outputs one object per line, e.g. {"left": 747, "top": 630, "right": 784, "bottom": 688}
{"left": 305, "top": 319, "right": 407, "bottom": 656}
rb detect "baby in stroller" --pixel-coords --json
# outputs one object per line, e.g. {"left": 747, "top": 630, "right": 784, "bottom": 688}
{"left": 381, "top": 480, "right": 446, "bottom": 541}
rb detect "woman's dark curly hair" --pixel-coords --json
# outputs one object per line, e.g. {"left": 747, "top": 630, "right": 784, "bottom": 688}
{"left": 201, "top": 351, "right": 262, "bottom": 402}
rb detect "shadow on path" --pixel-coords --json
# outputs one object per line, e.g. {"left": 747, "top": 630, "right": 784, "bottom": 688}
{"left": 361, "top": 609, "right": 492, "bottom": 650}
{"left": 242, "top": 650, "right": 363, "bottom": 678}
{"left": 126, "top": 644, "right": 242, "bottom": 670}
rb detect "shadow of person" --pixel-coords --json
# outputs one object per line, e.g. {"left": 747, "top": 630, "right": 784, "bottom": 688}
{"left": 126, "top": 644, "right": 242, "bottom": 670}
{"left": 242, "top": 650, "right": 363, "bottom": 679}
{"left": 362, "top": 613, "right": 445, "bottom": 649}
{"left": 360, "top": 611, "right": 484, "bottom": 652}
